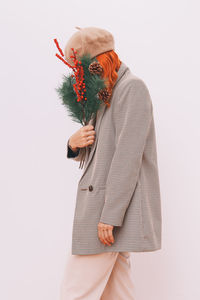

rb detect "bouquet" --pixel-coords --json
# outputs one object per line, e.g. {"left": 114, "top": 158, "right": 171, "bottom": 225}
{"left": 53, "top": 38, "right": 111, "bottom": 126}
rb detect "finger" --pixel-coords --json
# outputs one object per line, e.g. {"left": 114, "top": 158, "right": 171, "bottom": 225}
{"left": 102, "top": 229, "right": 110, "bottom": 246}
{"left": 98, "top": 228, "right": 105, "bottom": 245}
{"left": 81, "top": 129, "right": 94, "bottom": 140}
{"left": 107, "top": 228, "right": 114, "bottom": 244}
{"left": 104, "top": 229, "right": 112, "bottom": 246}
{"left": 86, "top": 130, "right": 96, "bottom": 137}
{"left": 86, "top": 139, "right": 95, "bottom": 146}
{"left": 85, "top": 125, "right": 94, "bottom": 131}
{"left": 84, "top": 133, "right": 95, "bottom": 141}
{"left": 99, "top": 228, "right": 107, "bottom": 245}
{"left": 86, "top": 135, "right": 95, "bottom": 142}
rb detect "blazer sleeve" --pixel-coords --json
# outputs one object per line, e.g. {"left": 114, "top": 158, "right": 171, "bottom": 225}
{"left": 66, "top": 138, "right": 86, "bottom": 162}
{"left": 99, "top": 79, "right": 153, "bottom": 227}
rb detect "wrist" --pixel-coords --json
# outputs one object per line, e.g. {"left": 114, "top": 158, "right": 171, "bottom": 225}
{"left": 68, "top": 139, "right": 78, "bottom": 152}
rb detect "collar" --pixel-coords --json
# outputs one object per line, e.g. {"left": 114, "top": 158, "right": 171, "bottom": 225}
{"left": 115, "top": 61, "right": 129, "bottom": 86}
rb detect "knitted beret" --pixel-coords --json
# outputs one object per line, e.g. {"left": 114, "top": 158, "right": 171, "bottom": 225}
{"left": 64, "top": 26, "right": 115, "bottom": 65}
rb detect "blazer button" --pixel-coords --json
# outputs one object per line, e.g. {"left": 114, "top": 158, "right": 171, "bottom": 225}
{"left": 88, "top": 185, "right": 93, "bottom": 191}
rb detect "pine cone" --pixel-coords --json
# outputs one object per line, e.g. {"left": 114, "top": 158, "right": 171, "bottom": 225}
{"left": 88, "top": 61, "right": 103, "bottom": 75}
{"left": 98, "top": 88, "right": 111, "bottom": 103}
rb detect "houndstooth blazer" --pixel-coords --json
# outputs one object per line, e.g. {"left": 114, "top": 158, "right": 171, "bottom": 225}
{"left": 66, "top": 61, "right": 162, "bottom": 255}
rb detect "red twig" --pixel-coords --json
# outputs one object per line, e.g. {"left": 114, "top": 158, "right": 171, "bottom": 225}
{"left": 54, "top": 39, "right": 87, "bottom": 104}
{"left": 55, "top": 53, "right": 75, "bottom": 70}
{"left": 54, "top": 38, "right": 64, "bottom": 57}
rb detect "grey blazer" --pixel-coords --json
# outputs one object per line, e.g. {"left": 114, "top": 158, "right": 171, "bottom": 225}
{"left": 67, "top": 61, "right": 162, "bottom": 255}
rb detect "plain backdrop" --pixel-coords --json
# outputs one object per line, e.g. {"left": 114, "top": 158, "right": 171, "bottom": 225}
{"left": 1, "top": 1, "right": 200, "bottom": 299}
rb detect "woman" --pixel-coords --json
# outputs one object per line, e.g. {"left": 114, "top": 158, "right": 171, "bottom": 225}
{"left": 61, "top": 26, "right": 162, "bottom": 300}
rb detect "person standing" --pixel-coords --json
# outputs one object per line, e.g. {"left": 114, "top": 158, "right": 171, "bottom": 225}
{"left": 60, "top": 26, "right": 162, "bottom": 300}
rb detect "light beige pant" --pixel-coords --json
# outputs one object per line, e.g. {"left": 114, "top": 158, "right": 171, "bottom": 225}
{"left": 60, "top": 251, "right": 135, "bottom": 300}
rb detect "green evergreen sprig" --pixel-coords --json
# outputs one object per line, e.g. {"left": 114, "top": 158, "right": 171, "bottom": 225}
{"left": 54, "top": 39, "right": 107, "bottom": 126}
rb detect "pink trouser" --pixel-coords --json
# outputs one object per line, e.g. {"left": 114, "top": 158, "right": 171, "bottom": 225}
{"left": 60, "top": 251, "right": 135, "bottom": 300}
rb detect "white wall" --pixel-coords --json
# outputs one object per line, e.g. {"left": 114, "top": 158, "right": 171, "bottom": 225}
{"left": 1, "top": 1, "right": 200, "bottom": 299}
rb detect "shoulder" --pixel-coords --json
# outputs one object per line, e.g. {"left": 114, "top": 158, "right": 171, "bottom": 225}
{"left": 114, "top": 70, "right": 152, "bottom": 112}
{"left": 119, "top": 69, "right": 151, "bottom": 96}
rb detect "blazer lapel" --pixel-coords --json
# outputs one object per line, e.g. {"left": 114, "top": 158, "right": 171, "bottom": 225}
{"left": 79, "top": 103, "right": 107, "bottom": 183}
{"left": 78, "top": 61, "right": 129, "bottom": 183}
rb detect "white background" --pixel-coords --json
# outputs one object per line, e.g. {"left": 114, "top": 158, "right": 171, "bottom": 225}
{"left": 1, "top": 1, "right": 200, "bottom": 299}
